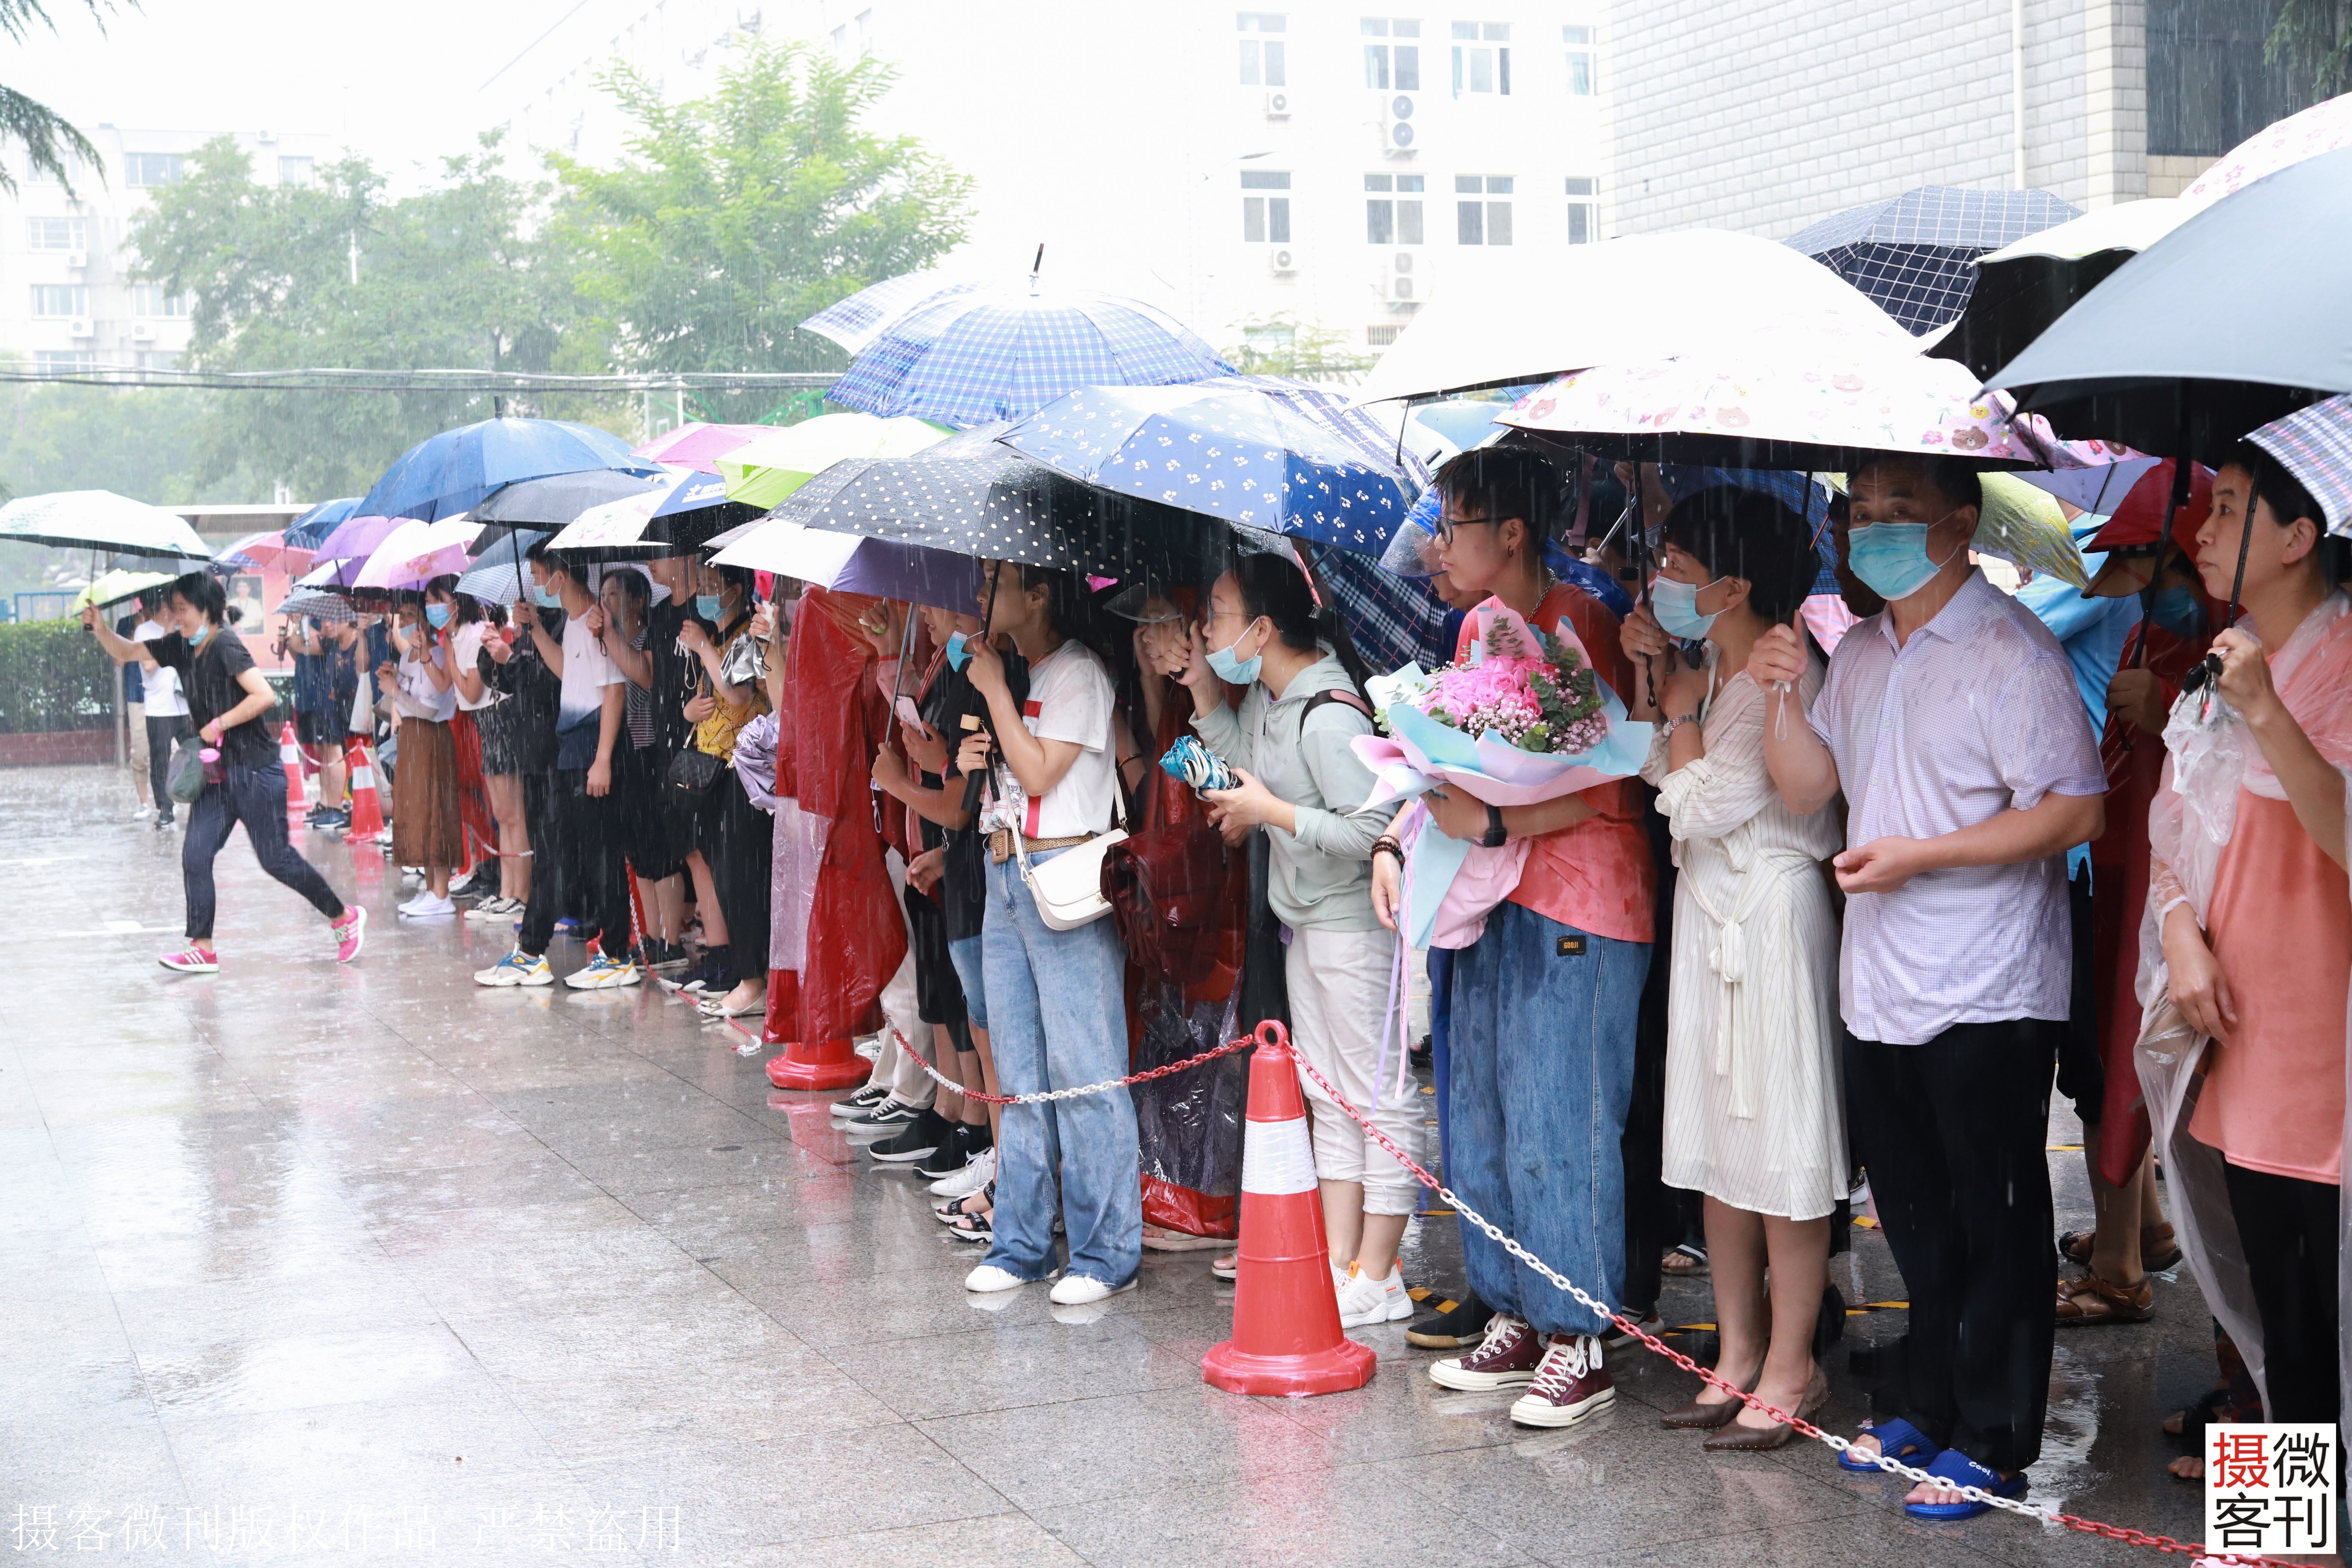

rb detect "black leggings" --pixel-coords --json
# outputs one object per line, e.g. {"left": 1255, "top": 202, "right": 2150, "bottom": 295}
{"left": 146, "top": 713, "right": 194, "bottom": 821}
{"left": 2223, "top": 1160, "right": 2342, "bottom": 1425}
{"left": 712, "top": 772, "right": 771, "bottom": 987}
{"left": 184, "top": 763, "right": 345, "bottom": 940}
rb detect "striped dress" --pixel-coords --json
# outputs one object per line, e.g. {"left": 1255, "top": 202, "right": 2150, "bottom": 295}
{"left": 1641, "top": 651, "right": 1848, "bottom": 1221}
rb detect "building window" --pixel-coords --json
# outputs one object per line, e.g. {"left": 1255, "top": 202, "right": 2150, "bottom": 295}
{"left": 1241, "top": 170, "right": 1292, "bottom": 243}
{"left": 278, "top": 156, "right": 314, "bottom": 185}
{"left": 124, "top": 153, "right": 184, "bottom": 188}
{"left": 31, "top": 284, "right": 87, "bottom": 317}
{"left": 1565, "top": 176, "right": 1599, "bottom": 243}
{"left": 1238, "top": 12, "right": 1286, "bottom": 86}
{"left": 1367, "top": 324, "right": 1405, "bottom": 347}
{"left": 26, "top": 217, "right": 86, "bottom": 251}
{"left": 2147, "top": 0, "right": 2317, "bottom": 157}
{"left": 1362, "top": 18, "right": 1421, "bottom": 90}
{"left": 1365, "top": 173, "right": 1425, "bottom": 244}
{"left": 829, "top": 8, "right": 871, "bottom": 57}
{"left": 1563, "top": 24, "right": 1595, "bottom": 94}
{"left": 137, "top": 351, "right": 181, "bottom": 371}
{"left": 35, "top": 351, "right": 95, "bottom": 373}
{"left": 1456, "top": 175, "right": 1511, "bottom": 244}
{"left": 130, "top": 285, "right": 190, "bottom": 318}
{"left": 1451, "top": 21, "right": 1510, "bottom": 94}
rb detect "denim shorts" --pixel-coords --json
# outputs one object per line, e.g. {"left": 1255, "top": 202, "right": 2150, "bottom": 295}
{"left": 947, "top": 935, "right": 988, "bottom": 1031}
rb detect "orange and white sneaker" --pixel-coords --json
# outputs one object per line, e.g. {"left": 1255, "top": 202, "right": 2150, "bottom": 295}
{"left": 1508, "top": 1333, "right": 1615, "bottom": 1428}
{"left": 158, "top": 945, "right": 219, "bottom": 975}
{"left": 1335, "top": 1261, "right": 1415, "bottom": 1328}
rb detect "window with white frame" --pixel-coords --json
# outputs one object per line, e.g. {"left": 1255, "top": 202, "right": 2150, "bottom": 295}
{"left": 1456, "top": 175, "right": 1512, "bottom": 244}
{"left": 130, "top": 285, "right": 190, "bottom": 318}
{"left": 124, "top": 153, "right": 183, "bottom": 188}
{"left": 830, "top": 9, "right": 871, "bottom": 57}
{"left": 1563, "top": 25, "right": 1595, "bottom": 94}
{"left": 1451, "top": 21, "right": 1509, "bottom": 94}
{"left": 31, "top": 284, "right": 87, "bottom": 317}
{"left": 1565, "top": 176, "right": 1599, "bottom": 243}
{"left": 278, "top": 156, "right": 314, "bottom": 185}
{"left": 35, "top": 351, "right": 95, "bottom": 372}
{"left": 1367, "top": 324, "right": 1405, "bottom": 347}
{"left": 26, "top": 217, "right": 85, "bottom": 251}
{"left": 1362, "top": 18, "right": 1421, "bottom": 90}
{"left": 1241, "top": 170, "right": 1292, "bottom": 243}
{"left": 137, "top": 350, "right": 181, "bottom": 371}
{"left": 1364, "top": 173, "right": 1425, "bottom": 244}
{"left": 1238, "top": 13, "right": 1286, "bottom": 86}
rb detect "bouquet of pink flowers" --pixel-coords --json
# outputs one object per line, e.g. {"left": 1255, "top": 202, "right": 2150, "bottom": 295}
{"left": 1404, "top": 609, "right": 1613, "bottom": 757}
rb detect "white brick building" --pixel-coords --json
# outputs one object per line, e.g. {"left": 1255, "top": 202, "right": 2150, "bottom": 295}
{"left": 1600, "top": 0, "right": 2318, "bottom": 240}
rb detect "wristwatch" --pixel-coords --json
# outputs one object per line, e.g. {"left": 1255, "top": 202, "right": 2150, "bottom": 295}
{"left": 1660, "top": 712, "right": 1701, "bottom": 742}
{"left": 1480, "top": 804, "right": 1508, "bottom": 849}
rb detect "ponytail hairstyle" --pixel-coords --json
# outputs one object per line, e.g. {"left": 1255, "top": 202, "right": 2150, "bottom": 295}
{"left": 1012, "top": 561, "right": 1089, "bottom": 643}
{"left": 1231, "top": 547, "right": 1375, "bottom": 696}
{"left": 425, "top": 573, "right": 481, "bottom": 625}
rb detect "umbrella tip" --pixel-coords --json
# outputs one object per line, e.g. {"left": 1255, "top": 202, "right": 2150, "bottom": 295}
{"left": 1029, "top": 243, "right": 1044, "bottom": 292}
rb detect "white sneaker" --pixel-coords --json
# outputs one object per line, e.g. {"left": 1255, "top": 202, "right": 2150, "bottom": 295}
{"left": 401, "top": 894, "right": 456, "bottom": 917}
{"left": 132, "top": 804, "right": 155, "bottom": 821}
{"left": 563, "top": 954, "right": 640, "bottom": 990}
{"left": 1048, "top": 1274, "right": 1136, "bottom": 1307}
{"left": 929, "top": 1145, "right": 995, "bottom": 1198}
{"left": 1335, "top": 1261, "right": 1415, "bottom": 1328}
{"left": 473, "top": 949, "right": 552, "bottom": 988}
{"left": 964, "top": 1264, "right": 1035, "bottom": 1294}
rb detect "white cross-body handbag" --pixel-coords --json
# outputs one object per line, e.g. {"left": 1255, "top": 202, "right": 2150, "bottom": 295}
{"left": 1014, "top": 785, "right": 1129, "bottom": 931}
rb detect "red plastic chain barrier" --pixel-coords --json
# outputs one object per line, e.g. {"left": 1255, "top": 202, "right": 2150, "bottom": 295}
{"left": 1279, "top": 1035, "right": 2295, "bottom": 1568}
{"left": 903, "top": 1026, "right": 1259, "bottom": 1106}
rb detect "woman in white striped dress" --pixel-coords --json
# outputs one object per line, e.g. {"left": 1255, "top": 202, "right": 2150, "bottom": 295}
{"left": 1625, "top": 485, "right": 1846, "bottom": 1450}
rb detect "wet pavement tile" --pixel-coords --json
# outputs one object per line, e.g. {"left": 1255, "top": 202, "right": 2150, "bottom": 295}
{"left": 2, "top": 766, "right": 2231, "bottom": 1565}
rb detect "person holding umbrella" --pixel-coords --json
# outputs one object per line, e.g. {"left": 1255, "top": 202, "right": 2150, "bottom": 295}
{"left": 84, "top": 573, "right": 367, "bottom": 974}
{"left": 1749, "top": 453, "right": 2105, "bottom": 1519}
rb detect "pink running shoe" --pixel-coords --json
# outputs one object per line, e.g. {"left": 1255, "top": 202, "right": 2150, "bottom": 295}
{"left": 159, "top": 946, "right": 219, "bottom": 975}
{"left": 332, "top": 906, "right": 368, "bottom": 963}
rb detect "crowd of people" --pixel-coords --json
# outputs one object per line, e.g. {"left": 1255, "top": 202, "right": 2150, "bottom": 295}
{"left": 81, "top": 430, "right": 2351, "bottom": 1523}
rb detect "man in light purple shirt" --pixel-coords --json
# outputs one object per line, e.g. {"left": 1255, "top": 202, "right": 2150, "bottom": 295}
{"left": 1751, "top": 454, "right": 2105, "bottom": 1519}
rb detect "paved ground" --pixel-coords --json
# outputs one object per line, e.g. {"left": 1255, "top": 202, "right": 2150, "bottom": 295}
{"left": 4, "top": 763, "right": 2223, "bottom": 1566}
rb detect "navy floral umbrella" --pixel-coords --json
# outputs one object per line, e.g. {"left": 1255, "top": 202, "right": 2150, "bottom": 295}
{"left": 997, "top": 377, "right": 1421, "bottom": 550}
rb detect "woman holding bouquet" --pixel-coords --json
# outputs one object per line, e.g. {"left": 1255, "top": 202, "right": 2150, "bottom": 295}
{"left": 1180, "top": 553, "right": 1412, "bottom": 1326}
{"left": 1622, "top": 487, "right": 1845, "bottom": 1449}
{"left": 1376, "top": 449, "right": 1656, "bottom": 1429}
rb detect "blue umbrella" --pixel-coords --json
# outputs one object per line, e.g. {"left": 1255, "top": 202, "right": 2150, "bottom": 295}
{"left": 284, "top": 496, "right": 360, "bottom": 551}
{"left": 997, "top": 378, "right": 1415, "bottom": 550}
{"left": 824, "top": 283, "right": 1233, "bottom": 424}
{"left": 356, "top": 418, "right": 662, "bottom": 523}
{"left": 1785, "top": 185, "right": 2081, "bottom": 334}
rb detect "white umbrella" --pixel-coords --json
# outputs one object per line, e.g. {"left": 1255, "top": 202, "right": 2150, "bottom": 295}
{"left": 352, "top": 516, "right": 484, "bottom": 590}
{"left": 545, "top": 484, "right": 672, "bottom": 551}
{"left": 710, "top": 518, "right": 983, "bottom": 613}
{"left": 1355, "top": 230, "right": 1908, "bottom": 405}
{"left": 1974, "top": 198, "right": 2188, "bottom": 266}
{"left": 0, "top": 490, "right": 212, "bottom": 560}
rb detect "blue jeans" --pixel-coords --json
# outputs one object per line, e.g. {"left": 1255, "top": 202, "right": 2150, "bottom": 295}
{"left": 947, "top": 936, "right": 988, "bottom": 1031}
{"left": 980, "top": 850, "right": 1139, "bottom": 1286}
{"left": 1447, "top": 901, "right": 1649, "bottom": 1336}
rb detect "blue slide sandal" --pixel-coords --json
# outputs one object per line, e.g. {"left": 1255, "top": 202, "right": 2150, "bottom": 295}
{"left": 1902, "top": 1449, "right": 2029, "bottom": 1521}
{"left": 1838, "top": 1416, "right": 1932, "bottom": 1472}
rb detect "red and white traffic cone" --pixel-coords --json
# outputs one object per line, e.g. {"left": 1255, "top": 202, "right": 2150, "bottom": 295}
{"left": 766, "top": 1039, "right": 871, "bottom": 1092}
{"left": 343, "top": 737, "right": 384, "bottom": 838}
{"left": 279, "top": 722, "right": 307, "bottom": 818}
{"left": 1203, "top": 1021, "right": 1376, "bottom": 1397}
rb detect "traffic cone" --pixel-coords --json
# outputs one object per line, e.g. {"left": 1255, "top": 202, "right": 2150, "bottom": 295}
{"left": 1203, "top": 1021, "right": 1376, "bottom": 1397}
{"left": 279, "top": 723, "right": 306, "bottom": 817}
{"left": 343, "top": 737, "right": 384, "bottom": 838}
{"left": 766, "top": 1038, "right": 871, "bottom": 1092}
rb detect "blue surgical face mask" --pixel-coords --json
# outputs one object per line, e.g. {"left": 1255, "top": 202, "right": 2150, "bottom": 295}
{"left": 531, "top": 585, "right": 560, "bottom": 609}
{"left": 2150, "top": 584, "right": 2204, "bottom": 639}
{"left": 1650, "top": 575, "right": 1725, "bottom": 641}
{"left": 188, "top": 623, "right": 209, "bottom": 646}
{"left": 1204, "top": 619, "right": 1265, "bottom": 686}
{"left": 1845, "top": 521, "right": 1959, "bottom": 603}
{"left": 944, "top": 631, "right": 971, "bottom": 671}
{"left": 424, "top": 603, "right": 451, "bottom": 630}
{"left": 695, "top": 593, "right": 723, "bottom": 622}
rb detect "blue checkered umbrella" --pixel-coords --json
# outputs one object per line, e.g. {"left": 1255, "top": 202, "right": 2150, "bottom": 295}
{"left": 997, "top": 378, "right": 1420, "bottom": 550}
{"left": 824, "top": 284, "right": 1233, "bottom": 424}
{"left": 1784, "top": 186, "right": 2080, "bottom": 335}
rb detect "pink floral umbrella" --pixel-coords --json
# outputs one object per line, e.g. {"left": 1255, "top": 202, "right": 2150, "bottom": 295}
{"left": 631, "top": 423, "right": 775, "bottom": 473}
{"left": 1500, "top": 331, "right": 2047, "bottom": 469}
{"left": 352, "top": 515, "right": 485, "bottom": 590}
{"left": 2181, "top": 90, "right": 2352, "bottom": 209}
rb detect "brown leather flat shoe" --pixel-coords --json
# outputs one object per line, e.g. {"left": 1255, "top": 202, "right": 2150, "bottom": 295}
{"left": 2056, "top": 1270, "right": 2155, "bottom": 1325}
{"left": 1661, "top": 1370, "right": 1759, "bottom": 1430}
{"left": 1704, "top": 1366, "right": 1829, "bottom": 1453}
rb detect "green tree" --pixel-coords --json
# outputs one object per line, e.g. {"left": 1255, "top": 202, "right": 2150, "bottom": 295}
{"left": 1223, "top": 313, "right": 1374, "bottom": 383}
{"left": 127, "top": 133, "right": 596, "bottom": 496}
{"left": 0, "top": 0, "right": 125, "bottom": 195}
{"left": 0, "top": 380, "right": 251, "bottom": 502}
{"left": 2269, "top": 0, "right": 2351, "bottom": 96}
{"left": 548, "top": 41, "right": 973, "bottom": 421}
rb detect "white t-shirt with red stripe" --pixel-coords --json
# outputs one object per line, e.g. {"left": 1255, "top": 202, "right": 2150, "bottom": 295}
{"left": 981, "top": 639, "right": 1117, "bottom": 841}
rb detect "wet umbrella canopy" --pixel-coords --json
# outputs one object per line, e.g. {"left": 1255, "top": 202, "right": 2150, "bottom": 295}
{"left": 1986, "top": 144, "right": 2352, "bottom": 459}
{"left": 1783, "top": 185, "right": 2081, "bottom": 335}
{"left": 357, "top": 417, "right": 664, "bottom": 523}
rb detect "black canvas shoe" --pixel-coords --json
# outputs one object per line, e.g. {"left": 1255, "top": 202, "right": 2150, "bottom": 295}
{"left": 1406, "top": 1290, "right": 1496, "bottom": 1350}
{"left": 914, "top": 1122, "right": 990, "bottom": 1181}
{"left": 867, "top": 1108, "right": 951, "bottom": 1165}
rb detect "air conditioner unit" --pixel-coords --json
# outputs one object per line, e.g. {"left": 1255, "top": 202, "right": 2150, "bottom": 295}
{"left": 1381, "top": 250, "right": 1427, "bottom": 302}
{"left": 67, "top": 317, "right": 93, "bottom": 339}
{"left": 1384, "top": 93, "right": 1417, "bottom": 153}
{"left": 63, "top": 250, "right": 86, "bottom": 271}
{"left": 130, "top": 321, "right": 156, "bottom": 342}
{"left": 1263, "top": 90, "right": 1291, "bottom": 119}
{"left": 1268, "top": 245, "right": 1300, "bottom": 276}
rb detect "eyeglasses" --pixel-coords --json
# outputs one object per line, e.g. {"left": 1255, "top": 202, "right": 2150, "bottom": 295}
{"left": 1435, "top": 513, "right": 1501, "bottom": 544}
